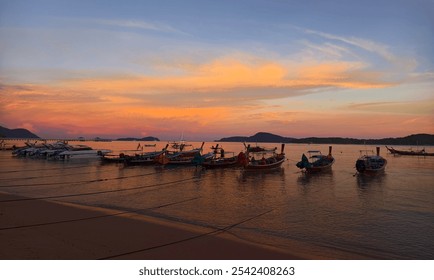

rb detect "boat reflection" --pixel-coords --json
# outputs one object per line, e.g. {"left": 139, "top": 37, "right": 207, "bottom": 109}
{"left": 297, "top": 169, "right": 334, "bottom": 186}
{"left": 296, "top": 170, "right": 335, "bottom": 196}
{"left": 356, "top": 172, "right": 387, "bottom": 192}
{"left": 239, "top": 167, "right": 285, "bottom": 181}
{"left": 355, "top": 173, "right": 387, "bottom": 209}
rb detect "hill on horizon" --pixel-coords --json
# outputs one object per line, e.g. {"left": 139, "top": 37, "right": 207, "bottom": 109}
{"left": 0, "top": 125, "right": 40, "bottom": 139}
{"left": 2, "top": 126, "right": 433, "bottom": 146}
{"left": 217, "top": 132, "right": 434, "bottom": 146}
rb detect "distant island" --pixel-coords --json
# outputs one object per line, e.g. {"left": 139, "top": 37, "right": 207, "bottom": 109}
{"left": 0, "top": 125, "right": 40, "bottom": 139}
{"left": 217, "top": 132, "right": 434, "bottom": 146}
{"left": 2, "top": 124, "right": 433, "bottom": 145}
{"left": 0, "top": 125, "right": 161, "bottom": 141}
{"left": 116, "top": 137, "right": 160, "bottom": 141}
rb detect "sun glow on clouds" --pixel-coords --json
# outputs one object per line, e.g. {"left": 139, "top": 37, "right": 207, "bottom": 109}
{"left": 69, "top": 59, "right": 286, "bottom": 93}
{"left": 1, "top": 25, "right": 433, "bottom": 139}
{"left": 1, "top": 0, "right": 433, "bottom": 139}
{"left": 87, "top": 58, "right": 393, "bottom": 111}
{"left": 2, "top": 53, "right": 431, "bottom": 139}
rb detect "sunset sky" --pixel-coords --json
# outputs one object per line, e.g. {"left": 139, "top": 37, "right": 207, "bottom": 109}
{"left": 1, "top": 0, "right": 433, "bottom": 140}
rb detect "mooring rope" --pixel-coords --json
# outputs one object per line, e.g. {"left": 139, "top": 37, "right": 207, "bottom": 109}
{"left": 0, "top": 177, "right": 201, "bottom": 203}
{"left": 99, "top": 209, "right": 273, "bottom": 260}
{"left": 0, "top": 197, "right": 200, "bottom": 231}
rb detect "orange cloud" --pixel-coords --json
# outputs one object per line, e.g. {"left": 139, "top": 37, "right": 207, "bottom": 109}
{"left": 58, "top": 58, "right": 392, "bottom": 96}
{"left": 0, "top": 57, "right": 422, "bottom": 139}
{"left": 292, "top": 61, "right": 392, "bottom": 88}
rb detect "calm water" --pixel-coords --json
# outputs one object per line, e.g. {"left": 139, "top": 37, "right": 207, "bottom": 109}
{"left": 1, "top": 141, "right": 433, "bottom": 259}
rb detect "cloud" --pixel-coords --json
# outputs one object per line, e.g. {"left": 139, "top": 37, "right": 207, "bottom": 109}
{"left": 301, "top": 41, "right": 358, "bottom": 59}
{"left": 2, "top": 52, "right": 427, "bottom": 139}
{"left": 346, "top": 100, "right": 434, "bottom": 115}
{"left": 63, "top": 57, "right": 393, "bottom": 99}
{"left": 298, "top": 27, "right": 395, "bottom": 60}
{"left": 1, "top": 55, "right": 398, "bottom": 138}
{"left": 90, "top": 18, "right": 188, "bottom": 35}
{"left": 2, "top": 81, "right": 433, "bottom": 139}
{"left": 293, "top": 26, "right": 418, "bottom": 71}
{"left": 19, "top": 122, "right": 39, "bottom": 133}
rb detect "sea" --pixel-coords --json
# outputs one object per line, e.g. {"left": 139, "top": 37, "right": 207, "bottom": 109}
{"left": 1, "top": 140, "right": 433, "bottom": 259}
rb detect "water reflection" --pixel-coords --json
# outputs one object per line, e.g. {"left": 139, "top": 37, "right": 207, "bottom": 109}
{"left": 297, "top": 170, "right": 334, "bottom": 186}
{"left": 356, "top": 173, "right": 387, "bottom": 191}
{"left": 238, "top": 167, "right": 285, "bottom": 182}
{"left": 355, "top": 173, "right": 387, "bottom": 209}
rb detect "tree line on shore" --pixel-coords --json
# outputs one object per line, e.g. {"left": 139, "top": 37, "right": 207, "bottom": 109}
{"left": 216, "top": 132, "right": 434, "bottom": 146}
{"left": 1, "top": 126, "right": 433, "bottom": 146}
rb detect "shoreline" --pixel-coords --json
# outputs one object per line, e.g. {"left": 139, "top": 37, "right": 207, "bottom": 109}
{"left": 0, "top": 192, "right": 304, "bottom": 260}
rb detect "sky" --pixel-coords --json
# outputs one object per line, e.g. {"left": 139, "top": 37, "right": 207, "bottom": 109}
{"left": 0, "top": 0, "right": 433, "bottom": 140}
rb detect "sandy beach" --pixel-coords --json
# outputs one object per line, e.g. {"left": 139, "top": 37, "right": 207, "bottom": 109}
{"left": 0, "top": 192, "right": 303, "bottom": 260}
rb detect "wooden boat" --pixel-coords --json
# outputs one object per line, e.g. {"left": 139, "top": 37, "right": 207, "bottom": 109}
{"left": 239, "top": 143, "right": 286, "bottom": 171}
{"left": 136, "top": 143, "right": 157, "bottom": 150}
{"left": 201, "top": 144, "right": 241, "bottom": 169}
{"left": 356, "top": 147, "right": 387, "bottom": 174}
{"left": 124, "top": 151, "right": 166, "bottom": 165}
{"left": 101, "top": 153, "right": 127, "bottom": 163}
{"left": 155, "top": 142, "right": 207, "bottom": 165}
{"left": 386, "top": 146, "right": 434, "bottom": 156}
{"left": 168, "top": 140, "right": 192, "bottom": 151}
{"left": 296, "top": 146, "right": 335, "bottom": 172}
{"left": 123, "top": 144, "right": 169, "bottom": 165}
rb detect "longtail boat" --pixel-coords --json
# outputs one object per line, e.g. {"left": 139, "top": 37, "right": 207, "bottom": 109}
{"left": 201, "top": 144, "right": 241, "bottom": 169}
{"left": 155, "top": 142, "right": 209, "bottom": 165}
{"left": 124, "top": 150, "right": 167, "bottom": 165}
{"left": 102, "top": 144, "right": 168, "bottom": 165}
{"left": 296, "top": 146, "right": 335, "bottom": 172}
{"left": 386, "top": 146, "right": 434, "bottom": 156}
{"left": 239, "top": 143, "right": 286, "bottom": 171}
{"left": 356, "top": 147, "right": 387, "bottom": 174}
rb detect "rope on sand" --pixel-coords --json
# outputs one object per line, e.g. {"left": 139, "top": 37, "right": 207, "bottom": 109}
{"left": 0, "top": 197, "right": 200, "bottom": 231}
{"left": 98, "top": 209, "right": 273, "bottom": 260}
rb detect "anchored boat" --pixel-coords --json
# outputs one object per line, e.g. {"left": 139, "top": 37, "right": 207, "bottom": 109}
{"left": 296, "top": 146, "right": 335, "bottom": 172}
{"left": 239, "top": 143, "right": 286, "bottom": 171}
{"left": 386, "top": 146, "right": 434, "bottom": 156}
{"left": 201, "top": 144, "right": 241, "bottom": 169}
{"left": 11, "top": 140, "right": 111, "bottom": 160}
{"left": 103, "top": 144, "right": 169, "bottom": 165}
{"left": 356, "top": 147, "right": 387, "bottom": 174}
{"left": 155, "top": 142, "right": 211, "bottom": 165}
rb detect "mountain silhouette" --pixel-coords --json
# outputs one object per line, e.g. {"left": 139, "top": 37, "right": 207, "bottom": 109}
{"left": 0, "top": 125, "right": 40, "bottom": 139}
{"left": 217, "top": 132, "right": 434, "bottom": 145}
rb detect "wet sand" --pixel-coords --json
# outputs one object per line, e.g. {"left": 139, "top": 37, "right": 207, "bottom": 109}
{"left": 0, "top": 192, "right": 303, "bottom": 260}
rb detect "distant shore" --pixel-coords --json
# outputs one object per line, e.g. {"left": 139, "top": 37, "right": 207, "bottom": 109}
{"left": 216, "top": 132, "right": 434, "bottom": 146}
{"left": 2, "top": 124, "right": 433, "bottom": 146}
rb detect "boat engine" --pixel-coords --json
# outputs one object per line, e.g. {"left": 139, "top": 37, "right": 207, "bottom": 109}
{"left": 355, "top": 159, "right": 366, "bottom": 172}
{"left": 296, "top": 154, "right": 311, "bottom": 169}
